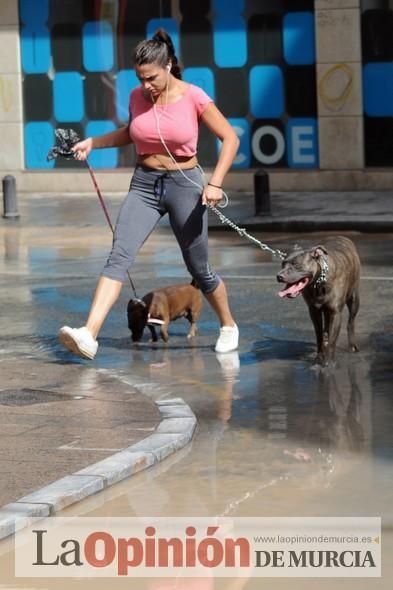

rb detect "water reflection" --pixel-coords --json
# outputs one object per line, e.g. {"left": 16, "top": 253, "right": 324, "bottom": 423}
{"left": 71, "top": 348, "right": 382, "bottom": 528}
{"left": 215, "top": 351, "right": 240, "bottom": 423}
{"left": 3, "top": 231, "right": 20, "bottom": 261}
{"left": 314, "top": 363, "right": 371, "bottom": 454}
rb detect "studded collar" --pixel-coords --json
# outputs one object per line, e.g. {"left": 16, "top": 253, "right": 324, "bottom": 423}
{"left": 314, "top": 255, "right": 329, "bottom": 288}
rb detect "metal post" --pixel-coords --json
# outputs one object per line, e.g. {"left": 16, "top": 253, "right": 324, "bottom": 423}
{"left": 2, "top": 175, "right": 19, "bottom": 219}
{"left": 254, "top": 169, "right": 271, "bottom": 216}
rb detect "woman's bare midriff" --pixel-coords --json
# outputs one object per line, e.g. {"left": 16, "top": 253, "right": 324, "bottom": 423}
{"left": 137, "top": 153, "right": 198, "bottom": 170}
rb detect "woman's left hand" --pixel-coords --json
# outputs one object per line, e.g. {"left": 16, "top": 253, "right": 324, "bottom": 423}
{"left": 202, "top": 185, "right": 223, "bottom": 207}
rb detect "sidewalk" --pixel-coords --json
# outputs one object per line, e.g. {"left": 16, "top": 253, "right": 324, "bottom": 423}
{"left": 0, "top": 356, "right": 196, "bottom": 539}
{"left": 208, "top": 190, "right": 393, "bottom": 232}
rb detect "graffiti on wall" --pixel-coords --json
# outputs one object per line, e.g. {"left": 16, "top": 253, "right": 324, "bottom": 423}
{"left": 20, "top": 0, "right": 319, "bottom": 170}
{"left": 318, "top": 63, "right": 354, "bottom": 112}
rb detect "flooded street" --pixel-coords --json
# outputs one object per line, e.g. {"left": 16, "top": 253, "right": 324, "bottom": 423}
{"left": 0, "top": 196, "right": 392, "bottom": 588}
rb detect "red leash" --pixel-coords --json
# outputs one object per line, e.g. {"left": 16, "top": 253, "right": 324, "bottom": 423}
{"left": 85, "top": 159, "right": 138, "bottom": 299}
{"left": 47, "top": 129, "right": 140, "bottom": 301}
{"left": 85, "top": 160, "right": 115, "bottom": 233}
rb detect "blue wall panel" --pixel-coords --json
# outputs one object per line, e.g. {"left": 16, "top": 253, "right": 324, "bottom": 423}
{"left": 19, "top": 0, "right": 49, "bottom": 22}
{"left": 283, "top": 12, "right": 315, "bottom": 66}
{"left": 25, "top": 122, "right": 54, "bottom": 169}
{"left": 250, "top": 66, "right": 284, "bottom": 118}
{"left": 20, "top": 0, "right": 50, "bottom": 74}
{"left": 53, "top": 73, "right": 84, "bottom": 122}
{"left": 363, "top": 63, "right": 393, "bottom": 116}
{"left": 212, "top": 0, "right": 247, "bottom": 68}
{"left": 21, "top": 30, "right": 51, "bottom": 74}
{"left": 116, "top": 70, "right": 140, "bottom": 122}
{"left": 82, "top": 21, "right": 114, "bottom": 72}
{"left": 183, "top": 68, "right": 215, "bottom": 100}
{"left": 86, "top": 121, "right": 118, "bottom": 168}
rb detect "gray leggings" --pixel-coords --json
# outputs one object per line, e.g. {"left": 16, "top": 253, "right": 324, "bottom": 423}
{"left": 102, "top": 165, "right": 220, "bottom": 293}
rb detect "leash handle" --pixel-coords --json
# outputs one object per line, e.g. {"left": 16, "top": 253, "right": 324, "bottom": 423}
{"left": 84, "top": 159, "right": 138, "bottom": 298}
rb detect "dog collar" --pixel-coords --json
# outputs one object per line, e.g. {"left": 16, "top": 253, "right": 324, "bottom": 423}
{"left": 131, "top": 298, "right": 147, "bottom": 308}
{"left": 314, "top": 255, "right": 329, "bottom": 288}
{"left": 147, "top": 314, "right": 165, "bottom": 326}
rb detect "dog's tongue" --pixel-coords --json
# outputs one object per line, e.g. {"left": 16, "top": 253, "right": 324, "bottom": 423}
{"left": 278, "top": 277, "right": 310, "bottom": 298}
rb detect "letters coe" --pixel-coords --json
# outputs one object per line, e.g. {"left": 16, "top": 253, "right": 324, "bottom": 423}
{"left": 230, "top": 118, "right": 319, "bottom": 169}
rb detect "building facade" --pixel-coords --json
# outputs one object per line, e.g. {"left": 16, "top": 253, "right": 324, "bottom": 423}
{"left": 0, "top": 0, "right": 392, "bottom": 192}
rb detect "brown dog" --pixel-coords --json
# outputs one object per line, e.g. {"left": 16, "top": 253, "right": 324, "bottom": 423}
{"left": 277, "top": 236, "right": 361, "bottom": 365}
{"left": 127, "top": 282, "right": 203, "bottom": 343}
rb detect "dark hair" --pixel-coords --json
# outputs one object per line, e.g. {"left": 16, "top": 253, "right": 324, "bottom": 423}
{"left": 133, "top": 28, "right": 182, "bottom": 79}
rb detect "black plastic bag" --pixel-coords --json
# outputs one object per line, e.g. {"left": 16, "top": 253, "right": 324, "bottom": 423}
{"left": 47, "top": 128, "right": 80, "bottom": 161}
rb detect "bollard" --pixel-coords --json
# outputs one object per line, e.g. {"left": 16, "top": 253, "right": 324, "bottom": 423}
{"left": 2, "top": 175, "right": 19, "bottom": 219}
{"left": 254, "top": 169, "right": 271, "bottom": 216}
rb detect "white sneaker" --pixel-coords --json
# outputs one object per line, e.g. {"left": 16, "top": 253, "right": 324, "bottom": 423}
{"left": 214, "top": 324, "right": 239, "bottom": 353}
{"left": 58, "top": 326, "right": 98, "bottom": 360}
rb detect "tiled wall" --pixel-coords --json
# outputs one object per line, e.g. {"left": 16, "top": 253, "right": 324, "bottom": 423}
{"left": 361, "top": 0, "right": 393, "bottom": 166}
{"left": 19, "top": 0, "right": 319, "bottom": 170}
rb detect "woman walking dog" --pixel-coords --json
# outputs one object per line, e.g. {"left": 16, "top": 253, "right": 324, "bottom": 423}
{"left": 59, "top": 29, "right": 240, "bottom": 359}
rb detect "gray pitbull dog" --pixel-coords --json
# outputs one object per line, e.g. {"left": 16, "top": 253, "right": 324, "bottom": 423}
{"left": 277, "top": 236, "right": 361, "bottom": 365}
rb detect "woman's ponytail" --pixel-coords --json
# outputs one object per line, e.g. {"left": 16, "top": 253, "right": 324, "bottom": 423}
{"left": 134, "top": 28, "right": 182, "bottom": 79}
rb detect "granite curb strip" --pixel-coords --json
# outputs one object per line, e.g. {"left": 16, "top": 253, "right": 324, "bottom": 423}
{"left": 0, "top": 398, "right": 197, "bottom": 541}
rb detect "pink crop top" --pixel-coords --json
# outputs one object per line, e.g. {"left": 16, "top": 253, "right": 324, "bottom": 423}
{"left": 128, "top": 84, "right": 213, "bottom": 156}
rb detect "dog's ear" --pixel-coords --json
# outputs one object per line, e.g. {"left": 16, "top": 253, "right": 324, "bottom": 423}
{"left": 311, "top": 245, "right": 328, "bottom": 259}
{"left": 127, "top": 298, "right": 143, "bottom": 311}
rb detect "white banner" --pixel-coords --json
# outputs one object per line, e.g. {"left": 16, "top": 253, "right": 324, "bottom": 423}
{"left": 14, "top": 516, "right": 381, "bottom": 578}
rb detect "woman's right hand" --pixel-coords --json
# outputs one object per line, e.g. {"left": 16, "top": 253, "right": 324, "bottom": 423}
{"left": 72, "top": 137, "right": 93, "bottom": 161}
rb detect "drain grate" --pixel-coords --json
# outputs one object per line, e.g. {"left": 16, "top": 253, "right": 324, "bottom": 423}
{"left": 0, "top": 388, "right": 72, "bottom": 407}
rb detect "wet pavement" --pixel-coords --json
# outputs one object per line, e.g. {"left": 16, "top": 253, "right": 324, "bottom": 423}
{"left": 0, "top": 190, "right": 393, "bottom": 588}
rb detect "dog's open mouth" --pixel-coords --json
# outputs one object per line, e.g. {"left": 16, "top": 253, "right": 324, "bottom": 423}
{"left": 278, "top": 277, "right": 310, "bottom": 298}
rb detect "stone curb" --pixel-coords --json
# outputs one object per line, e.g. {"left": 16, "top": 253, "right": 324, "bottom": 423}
{"left": 0, "top": 398, "right": 197, "bottom": 541}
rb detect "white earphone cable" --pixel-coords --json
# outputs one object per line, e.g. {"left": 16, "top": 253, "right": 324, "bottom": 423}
{"left": 141, "top": 79, "right": 286, "bottom": 259}
{"left": 151, "top": 80, "right": 229, "bottom": 208}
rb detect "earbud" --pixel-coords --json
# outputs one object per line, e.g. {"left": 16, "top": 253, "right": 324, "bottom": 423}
{"left": 166, "top": 64, "right": 171, "bottom": 71}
